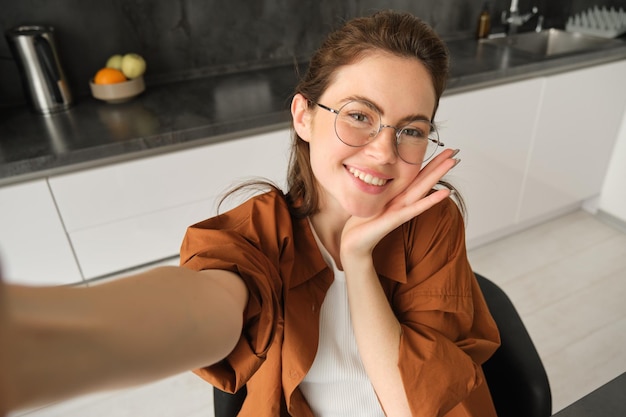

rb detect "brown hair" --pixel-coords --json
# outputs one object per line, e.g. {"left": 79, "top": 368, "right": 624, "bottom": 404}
{"left": 286, "top": 10, "right": 457, "bottom": 218}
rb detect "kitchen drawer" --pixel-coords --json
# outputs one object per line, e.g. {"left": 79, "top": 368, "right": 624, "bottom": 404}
{"left": 48, "top": 128, "right": 291, "bottom": 278}
{"left": 48, "top": 128, "right": 291, "bottom": 233}
{"left": 71, "top": 198, "right": 213, "bottom": 279}
{"left": 0, "top": 179, "right": 82, "bottom": 285}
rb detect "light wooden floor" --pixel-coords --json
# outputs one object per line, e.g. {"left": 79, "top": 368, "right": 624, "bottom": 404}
{"left": 468, "top": 209, "right": 626, "bottom": 413}
{"left": 11, "top": 209, "right": 626, "bottom": 416}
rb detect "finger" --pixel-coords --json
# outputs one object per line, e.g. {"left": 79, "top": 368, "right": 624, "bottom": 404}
{"left": 399, "top": 156, "right": 458, "bottom": 205}
{"left": 414, "top": 188, "right": 451, "bottom": 212}
{"left": 391, "top": 188, "right": 452, "bottom": 226}
{"left": 417, "top": 148, "right": 460, "bottom": 179}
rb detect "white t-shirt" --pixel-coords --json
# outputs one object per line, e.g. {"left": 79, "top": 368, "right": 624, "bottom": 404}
{"left": 299, "top": 222, "right": 385, "bottom": 417}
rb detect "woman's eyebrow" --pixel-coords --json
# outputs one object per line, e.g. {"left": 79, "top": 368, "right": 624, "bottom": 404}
{"left": 346, "top": 95, "right": 431, "bottom": 123}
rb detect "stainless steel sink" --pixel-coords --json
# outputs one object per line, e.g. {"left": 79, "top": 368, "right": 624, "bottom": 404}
{"left": 482, "top": 29, "right": 622, "bottom": 57}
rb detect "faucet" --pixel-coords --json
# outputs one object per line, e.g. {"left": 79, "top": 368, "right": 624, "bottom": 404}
{"left": 501, "top": 0, "right": 538, "bottom": 34}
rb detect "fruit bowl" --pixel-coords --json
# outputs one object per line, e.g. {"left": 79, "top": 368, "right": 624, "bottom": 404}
{"left": 89, "top": 76, "right": 145, "bottom": 104}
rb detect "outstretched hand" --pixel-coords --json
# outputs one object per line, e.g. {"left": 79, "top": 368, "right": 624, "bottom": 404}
{"left": 340, "top": 148, "right": 460, "bottom": 264}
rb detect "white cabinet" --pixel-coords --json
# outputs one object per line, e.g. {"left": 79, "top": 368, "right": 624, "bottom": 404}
{"left": 3, "top": 61, "right": 624, "bottom": 283}
{"left": 518, "top": 60, "right": 626, "bottom": 223}
{"left": 48, "top": 128, "right": 291, "bottom": 279}
{"left": 0, "top": 180, "right": 82, "bottom": 285}
{"left": 438, "top": 78, "right": 544, "bottom": 246}
{"left": 598, "top": 109, "right": 626, "bottom": 223}
{"left": 439, "top": 60, "right": 626, "bottom": 248}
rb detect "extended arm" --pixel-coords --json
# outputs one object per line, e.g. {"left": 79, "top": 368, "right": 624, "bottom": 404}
{"left": 1, "top": 266, "right": 248, "bottom": 412}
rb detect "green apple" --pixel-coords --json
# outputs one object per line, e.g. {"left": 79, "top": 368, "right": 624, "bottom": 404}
{"left": 105, "top": 54, "right": 123, "bottom": 70}
{"left": 121, "top": 53, "right": 146, "bottom": 79}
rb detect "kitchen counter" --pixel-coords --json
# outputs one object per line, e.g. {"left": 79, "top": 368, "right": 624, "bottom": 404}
{"left": 1, "top": 35, "right": 626, "bottom": 187}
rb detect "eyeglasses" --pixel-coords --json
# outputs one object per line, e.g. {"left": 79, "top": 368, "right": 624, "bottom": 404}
{"left": 315, "top": 100, "right": 443, "bottom": 165}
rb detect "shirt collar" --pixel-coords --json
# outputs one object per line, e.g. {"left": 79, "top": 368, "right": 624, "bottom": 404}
{"left": 289, "top": 217, "right": 407, "bottom": 288}
{"left": 288, "top": 215, "right": 329, "bottom": 289}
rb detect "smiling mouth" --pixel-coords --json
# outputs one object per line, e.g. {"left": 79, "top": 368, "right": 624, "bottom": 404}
{"left": 347, "top": 166, "right": 389, "bottom": 186}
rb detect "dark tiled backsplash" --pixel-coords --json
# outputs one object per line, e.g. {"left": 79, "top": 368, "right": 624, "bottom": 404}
{"left": 0, "top": 0, "right": 622, "bottom": 107}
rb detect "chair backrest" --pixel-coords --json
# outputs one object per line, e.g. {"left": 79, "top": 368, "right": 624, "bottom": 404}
{"left": 213, "top": 385, "right": 246, "bottom": 417}
{"left": 214, "top": 273, "right": 552, "bottom": 417}
{"left": 475, "top": 272, "right": 552, "bottom": 417}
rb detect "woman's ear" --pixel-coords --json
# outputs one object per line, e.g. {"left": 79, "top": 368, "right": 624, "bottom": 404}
{"left": 291, "top": 93, "right": 312, "bottom": 143}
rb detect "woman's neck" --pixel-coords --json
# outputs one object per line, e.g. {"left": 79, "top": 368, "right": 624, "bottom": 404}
{"left": 309, "top": 210, "right": 349, "bottom": 270}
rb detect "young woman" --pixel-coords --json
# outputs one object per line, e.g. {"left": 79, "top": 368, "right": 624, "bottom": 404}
{"left": 1, "top": 10, "right": 499, "bottom": 417}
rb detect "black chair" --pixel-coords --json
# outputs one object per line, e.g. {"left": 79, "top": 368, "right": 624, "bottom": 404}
{"left": 214, "top": 273, "right": 552, "bottom": 417}
{"left": 475, "top": 272, "right": 552, "bottom": 417}
{"left": 213, "top": 385, "right": 246, "bottom": 417}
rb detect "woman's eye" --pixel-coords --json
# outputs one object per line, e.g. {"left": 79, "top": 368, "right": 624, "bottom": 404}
{"left": 401, "top": 127, "right": 426, "bottom": 138}
{"left": 349, "top": 112, "right": 369, "bottom": 123}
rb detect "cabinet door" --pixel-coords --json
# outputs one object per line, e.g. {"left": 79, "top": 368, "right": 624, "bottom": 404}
{"left": 598, "top": 109, "right": 626, "bottom": 223}
{"left": 48, "top": 129, "right": 291, "bottom": 279}
{"left": 438, "top": 78, "right": 543, "bottom": 246}
{"left": 0, "top": 180, "right": 82, "bottom": 285}
{"left": 518, "top": 60, "right": 626, "bottom": 222}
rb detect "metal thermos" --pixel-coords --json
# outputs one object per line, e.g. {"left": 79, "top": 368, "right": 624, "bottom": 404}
{"left": 5, "top": 25, "right": 73, "bottom": 114}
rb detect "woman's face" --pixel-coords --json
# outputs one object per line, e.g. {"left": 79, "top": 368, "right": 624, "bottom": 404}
{"left": 294, "top": 51, "right": 437, "bottom": 219}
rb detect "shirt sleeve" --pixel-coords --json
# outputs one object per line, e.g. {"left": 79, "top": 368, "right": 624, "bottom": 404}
{"left": 394, "top": 198, "right": 500, "bottom": 417}
{"left": 178, "top": 194, "right": 286, "bottom": 393}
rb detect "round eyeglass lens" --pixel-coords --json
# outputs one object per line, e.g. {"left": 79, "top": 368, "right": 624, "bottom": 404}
{"left": 333, "top": 101, "right": 380, "bottom": 147}
{"left": 397, "top": 121, "right": 440, "bottom": 164}
{"left": 333, "top": 101, "right": 441, "bottom": 164}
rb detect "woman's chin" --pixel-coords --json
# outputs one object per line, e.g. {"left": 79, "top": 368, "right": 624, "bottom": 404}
{"left": 344, "top": 202, "right": 384, "bottom": 219}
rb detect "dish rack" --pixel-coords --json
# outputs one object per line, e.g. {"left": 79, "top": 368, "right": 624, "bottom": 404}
{"left": 565, "top": 6, "right": 626, "bottom": 38}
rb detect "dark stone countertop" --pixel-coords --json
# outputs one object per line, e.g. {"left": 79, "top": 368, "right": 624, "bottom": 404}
{"left": 1, "top": 36, "right": 626, "bottom": 187}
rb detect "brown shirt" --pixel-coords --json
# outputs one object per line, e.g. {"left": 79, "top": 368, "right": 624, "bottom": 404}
{"left": 180, "top": 189, "right": 500, "bottom": 417}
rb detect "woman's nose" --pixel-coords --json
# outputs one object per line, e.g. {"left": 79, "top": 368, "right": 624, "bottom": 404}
{"left": 365, "top": 126, "right": 398, "bottom": 163}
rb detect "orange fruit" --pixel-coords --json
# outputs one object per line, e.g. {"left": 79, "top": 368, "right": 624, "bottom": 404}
{"left": 93, "top": 67, "right": 127, "bottom": 84}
